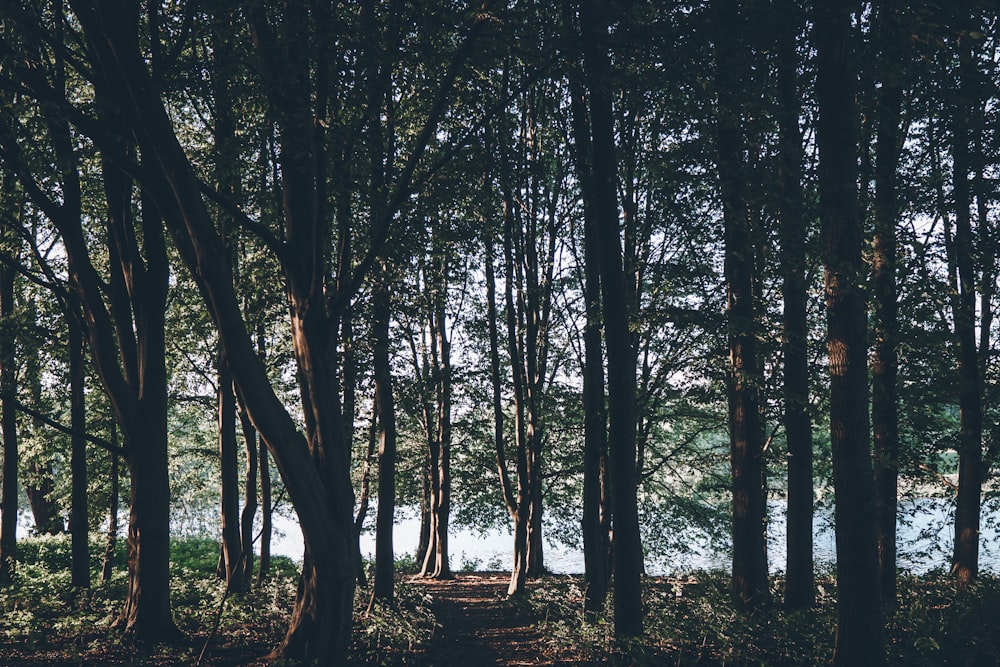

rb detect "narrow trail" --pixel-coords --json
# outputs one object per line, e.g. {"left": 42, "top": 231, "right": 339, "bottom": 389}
{"left": 413, "top": 573, "right": 555, "bottom": 666}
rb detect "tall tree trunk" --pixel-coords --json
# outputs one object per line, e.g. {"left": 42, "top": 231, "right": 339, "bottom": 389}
{"left": 212, "top": 0, "right": 246, "bottom": 595}
{"left": 712, "top": 0, "right": 769, "bottom": 612}
{"left": 949, "top": 7, "right": 983, "bottom": 589}
{"left": 0, "top": 257, "right": 17, "bottom": 586}
{"left": 580, "top": 0, "right": 643, "bottom": 639}
{"left": 369, "top": 283, "right": 397, "bottom": 606}
{"left": 774, "top": 0, "right": 813, "bottom": 611}
{"left": 567, "top": 62, "right": 611, "bottom": 616}
{"left": 871, "top": 0, "right": 908, "bottom": 603}
{"left": 69, "top": 314, "right": 89, "bottom": 588}
{"left": 814, "top": 1, "right": 885, "bottom": 663}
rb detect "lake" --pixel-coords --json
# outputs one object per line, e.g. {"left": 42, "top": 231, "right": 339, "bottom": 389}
{"left": 268, "top": 497, "right": 1000, "bottom": 576}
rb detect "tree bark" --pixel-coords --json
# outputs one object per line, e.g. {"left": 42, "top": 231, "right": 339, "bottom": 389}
{"left": 814, "top": 0, "right": 885, "bottom": 662}
{"left": 774, "top": 0, "right": 813, "bottom": 611}
{"left": 580, "top": 0, "right": 643, "bottom": 640}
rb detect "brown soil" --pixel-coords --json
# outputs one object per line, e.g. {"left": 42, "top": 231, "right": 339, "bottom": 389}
{"left": 412, "top": 573, "right": 555, "bottom": 666}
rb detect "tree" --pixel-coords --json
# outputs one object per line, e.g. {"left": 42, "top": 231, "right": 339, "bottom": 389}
{"left": 579, "top": 0, "right": 644, "bottom": 641}
{"left": 871, "top": 0, "right": 910, "bottom": 602}
{"left": 814, "top": 0, "right": 884, "bottom": 662}
{"left": 65, "top": 1, "right": 494, "bottom": 661}
{"left": 712, "top": 0, "right": 769, "bottom": 612}
{"left": 0, "top": 227, "right": 17, "bottom": 585}
{"left": 947, "top": 2, "right": 988, "bottom": 589}
{"left": 566, "top": 46, "right": 611, "bottom": 617}
{"left": 773, "top": 0, "right": 814, "bottom": 611}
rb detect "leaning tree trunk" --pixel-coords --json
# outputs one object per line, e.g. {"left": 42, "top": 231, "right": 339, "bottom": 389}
{"left": 814, "top": 0, "right": 885, "bottom": 663}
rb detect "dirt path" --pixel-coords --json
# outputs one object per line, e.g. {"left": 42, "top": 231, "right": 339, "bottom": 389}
{"left": 413, "top": 573, "right": 554, "bottom": 666}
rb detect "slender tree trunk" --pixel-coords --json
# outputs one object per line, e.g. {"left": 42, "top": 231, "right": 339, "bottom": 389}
{"left": 712, "top": 0, "right": 769, "bottom": 612}
{"left": 814, "top": 1, "right": 885, "bottom": 662}
{"left": 949, "top": 11, "right": 983, "bottom": 589}
{"left": 238, "top": 403, "right": 257, "bottom": 587}
{"left": 69, "top": 315, "right": 89, "bottom": 588}
{"left": 103, "top": 423, "right": 120, "bottom": 583}
{"left": 871, "top": 0, "right": 908, "bottom": 603}
{"left": 370, "top": 284, "right": 397, "bottom": 606}
{"left": 255, "top": 326, "right": 271, "bottom": 582}
{"left": 24, "top": 306, "right": 62, "bottom": 536}
{"left": 567, "top": 64, "right": 611, "bottom": 616}
{"left": 218, "top": 360, "right": 244, "bottom": 592}
{"left": 774, "top": 0, "right": 813, "bottom": 611}
{"left": 580, "top": 0, "right": 643, "bottom": 640}
{"left": 354, "top": 397, "right": 376, "bottom": 587}
{"left": 0, "top": 258, "right": 17, "bottom": 586}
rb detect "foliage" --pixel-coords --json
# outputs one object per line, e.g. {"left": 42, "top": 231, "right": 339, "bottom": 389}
{"left": 523, "top": 573, "right": 1000, "bottom": 665}
{"left": 0, "top": 536, "right": 435, "bottom": 665}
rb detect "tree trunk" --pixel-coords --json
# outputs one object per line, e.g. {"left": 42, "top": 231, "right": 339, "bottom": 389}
{"left": 566, "top": 61, "right": 611, "bottom": 617}
{"left": 369, "top": 284, "right": 397, "bottom": 607}
{"left": 949, "top": 10, "right": 983, "bottom": 589}
{"left": 774, "top": 0, "right": 813, "bottom": 611}
{"left": 218, "top": 360, "right": 245, "bottom": 593}
{"left": 238, "top": 403, "right": 258, "bottom": 587}
{"left": 814, "top": 0, "right": 885, "bottom": 662}
{"left": 102, "top": 423, "right": 120, "bottom": 583}
{"left": 871, "top": 0, "right": 908, "bottom": 603}
{"left": 69, "top": 315, "right": 89, "bottom": 588}
{"left": 580, "top": 0, "right": 643, "bottom": 639}
{"left": 24, "top": 310, "right": 63, "bottom": 536}
{"left": 712, "top": 0, "right": 769, "bottom": 612}
{"left": 0, "top": 257, "right": 17, "bottom": 586}
{"left": 255, "top": 327, "right": 271, "bottom": 582}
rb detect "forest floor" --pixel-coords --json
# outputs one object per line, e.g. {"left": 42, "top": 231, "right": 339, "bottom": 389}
{"left": 0, "top": 572, "right": 575, "bottom": 666}
{"left": 411, "top": 573, "right": 574, "bottom": 666}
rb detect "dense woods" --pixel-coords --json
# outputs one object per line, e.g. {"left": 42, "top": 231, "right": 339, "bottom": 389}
{"left": 0, "top": 0, "right": 997, "bottom": 665}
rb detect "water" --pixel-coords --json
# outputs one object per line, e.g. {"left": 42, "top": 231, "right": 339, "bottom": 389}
{"left": 269, "top": 497, "right": 1000, "bottom": 576}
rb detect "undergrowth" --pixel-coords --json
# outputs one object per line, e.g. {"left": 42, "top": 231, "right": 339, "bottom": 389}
{"left": 0, "top": 535, "right": 436, "bottom": 666}
{"left": 525, "top": 570, "right": 1000, "bottom": 665}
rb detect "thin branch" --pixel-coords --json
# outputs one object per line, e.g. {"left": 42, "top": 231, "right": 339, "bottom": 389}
{"left": 12, "top": 397, "right": 125, "bottom": 456}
